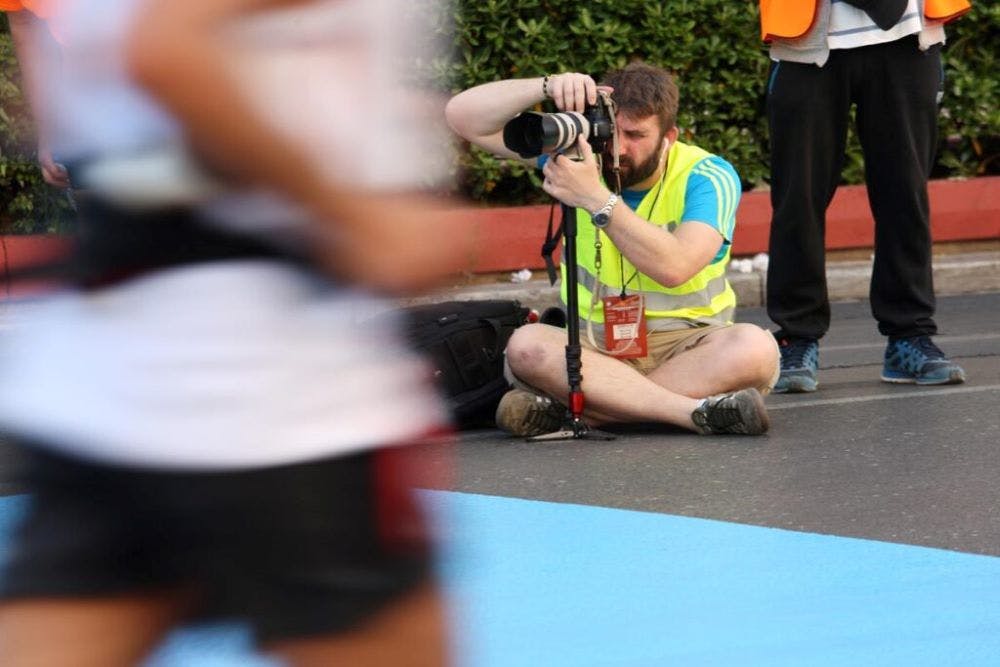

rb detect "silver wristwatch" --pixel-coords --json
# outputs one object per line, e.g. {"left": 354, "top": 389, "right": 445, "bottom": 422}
{"left": 590, "top": 193, "right": 619, "bottom": 229}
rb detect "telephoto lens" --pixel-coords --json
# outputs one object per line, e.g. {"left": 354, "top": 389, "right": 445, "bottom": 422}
{"left": 503, "top": 111, "right": 589, "bottom": 158}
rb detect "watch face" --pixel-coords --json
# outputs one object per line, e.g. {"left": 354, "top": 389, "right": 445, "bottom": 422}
{"left": 592, "top": 212, "right": 610, "bottom": 228}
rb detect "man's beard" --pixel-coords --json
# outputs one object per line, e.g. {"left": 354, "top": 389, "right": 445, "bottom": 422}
{"left": 602, "top": 142, "right": 663, "bottom": 190}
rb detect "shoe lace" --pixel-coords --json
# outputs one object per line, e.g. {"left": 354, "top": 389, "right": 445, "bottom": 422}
{"left": 907, "top": 335, "right": 945, "bottom": 361}
{"left": 525, "top": 396, "right": 564, "bottom": 429}
{"left": 778, "top": 337, "right": 815, "bottom": 368}
{"left": 702, "top": 394, "right": 747, "bottom": 430}
{"left": 707, "top": 403, "right": 741, "bottom": 429}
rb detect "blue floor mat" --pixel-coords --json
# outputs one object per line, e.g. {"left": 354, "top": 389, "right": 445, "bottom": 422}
{"left": 3, "top": 492, "right": 999, "bottom": 666}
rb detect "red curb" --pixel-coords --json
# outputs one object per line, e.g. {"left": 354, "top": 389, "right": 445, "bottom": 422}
{"left": 1, "top": 177, "right": 996, "bottom": 287}
{"left": 0, "top": 235, "right": 72, "bottom": 299}
{"left": 456, "top": 176, "right": 1000, "bottom": 273}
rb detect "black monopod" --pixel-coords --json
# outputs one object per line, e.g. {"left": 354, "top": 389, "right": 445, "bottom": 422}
{"left": 503, "top": 90, "right": 619, "bottom": 441}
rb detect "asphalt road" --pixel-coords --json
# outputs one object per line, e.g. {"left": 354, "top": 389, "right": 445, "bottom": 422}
{"left": 0, "top": 292, "right": 997, "bottom": 666}
{"left": 433, "top": 291, "right": 1000, "bottom": 557}
{"left": 1, "top": 292, "right": 997, "bottom": 556}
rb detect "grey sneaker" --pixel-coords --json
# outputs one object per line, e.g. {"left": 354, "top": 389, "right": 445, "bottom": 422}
{"left": 494, "top": 389, "right": 566, "bottom": 437}
{"left": 691, "top": 388, "right": 769, "bottom": 435}
{"left": 774, "top": 334, "right": 819, "bottom": 393}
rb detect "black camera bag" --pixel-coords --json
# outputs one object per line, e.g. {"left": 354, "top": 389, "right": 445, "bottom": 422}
{"left": 399, "top": 299, "right": 530, "bottom": 429}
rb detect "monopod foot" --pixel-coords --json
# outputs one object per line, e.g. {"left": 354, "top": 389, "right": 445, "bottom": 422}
{"left": 527, "top": 419, "right": 616, "bottom": 442}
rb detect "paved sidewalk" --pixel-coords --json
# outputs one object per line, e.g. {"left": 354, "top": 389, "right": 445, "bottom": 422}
{"left": 406, "top": 250, "right": 1000, "bottom": 313}
{"left": 2, "top": 250, "right": 997, "bottom": 320}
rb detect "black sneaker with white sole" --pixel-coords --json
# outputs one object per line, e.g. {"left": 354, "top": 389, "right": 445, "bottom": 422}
{"left": 691, "top": 388, "right": 770, "bottom": 435}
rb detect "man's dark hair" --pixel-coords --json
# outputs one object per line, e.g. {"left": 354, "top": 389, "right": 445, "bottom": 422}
{"left": 601, "top": 61, "right": 679, "bottom": 133}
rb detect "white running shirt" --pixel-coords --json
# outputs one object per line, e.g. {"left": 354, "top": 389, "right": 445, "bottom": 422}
{"left": 828, "top": 0, "right": 945, "bottom": 50}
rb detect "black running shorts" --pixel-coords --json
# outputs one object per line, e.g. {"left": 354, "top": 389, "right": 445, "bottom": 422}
{"left": 0, "top": 441, "right": 434, "bottom": 644}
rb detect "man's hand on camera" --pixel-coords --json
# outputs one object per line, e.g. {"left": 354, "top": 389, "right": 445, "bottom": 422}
{"left": 542, "top": 136, "right": 610, "bottom": 212}
{"left": 545, "top": 73, "right": 613, "bottom": 113}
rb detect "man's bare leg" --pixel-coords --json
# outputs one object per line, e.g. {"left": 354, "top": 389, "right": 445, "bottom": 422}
{"left": 0, "top": 591, "right": 189, "bottom": 667}
{"left": 506, "top": 323, "right": 778, "bottom": 432}
{"left": 266, "top": 584, "right": 449, "bottom": 667}
{"left": 505, "top": 324, "right": 703, "bottom": 430}
{"left": 646, "top": 324, "right": 780, "bottom": 397}
{"left": 0, "top": 585, "right": 448, "bottom": 667}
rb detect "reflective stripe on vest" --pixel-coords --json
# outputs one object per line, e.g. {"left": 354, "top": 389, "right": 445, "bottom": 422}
{"left": 758, "top": 0, "right": 971, "bottom": 41}
{"left": 568, "top": 260, "right": 736, "bottom": 325}
{"left": 560, "top": 141, "right": 738, "bottom": 328}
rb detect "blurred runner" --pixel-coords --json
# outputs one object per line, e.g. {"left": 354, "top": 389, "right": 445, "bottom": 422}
{"left": 1, "top": 0, "right": 69, "bottom": 187}
{"left": 0, "top": 1, "right": 466, "bottom": 665}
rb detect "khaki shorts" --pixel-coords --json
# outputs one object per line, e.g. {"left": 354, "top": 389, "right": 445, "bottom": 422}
{"left": 585, "top": 324, "right": 730, "bottom": 375}
{"left": 504, "top": 322, "right": 777, "bottom": 395}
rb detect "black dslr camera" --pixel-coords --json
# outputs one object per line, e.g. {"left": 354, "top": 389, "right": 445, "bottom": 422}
{"left": 502, "top": 90, "right": 616, "bottom": 158}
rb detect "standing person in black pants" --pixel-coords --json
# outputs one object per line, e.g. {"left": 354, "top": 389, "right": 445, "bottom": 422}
{"left": 760, "top": 0, "right": 971, "bottom": 392}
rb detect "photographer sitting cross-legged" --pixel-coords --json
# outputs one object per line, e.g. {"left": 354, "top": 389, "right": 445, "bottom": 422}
{"left": 445, "top": 62, "right": 780, "bottom": 436}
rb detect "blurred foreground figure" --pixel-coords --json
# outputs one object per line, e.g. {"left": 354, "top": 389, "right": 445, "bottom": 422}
{"left": 0, "top": 1, "right": 465, "bottom": 665}
{"left": 2, "top": 1, "right": 70, "bottom": 187}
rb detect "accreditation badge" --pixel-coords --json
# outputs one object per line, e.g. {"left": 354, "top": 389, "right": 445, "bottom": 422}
{"left": 602, "top": 294, "right": 648, "bottom": 359}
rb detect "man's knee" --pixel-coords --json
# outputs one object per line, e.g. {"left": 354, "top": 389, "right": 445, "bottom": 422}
{"left": 704, "top": 324, "right": 778, "bottom": 385}
{"left": 730, "top": 323, "right": 780, "bottom": 389}
{"left": 504, "top": 323, "right": 562, "bottom": 379}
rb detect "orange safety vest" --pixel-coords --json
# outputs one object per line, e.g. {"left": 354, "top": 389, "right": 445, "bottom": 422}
{"left": 1, "top": 1, "right": 66, "bottom": 43}
{"left": 759, "top": 0, "right": 972, "bottom": 41}
{"left": 0, "top": 0, "right": 55, "bottom": 18}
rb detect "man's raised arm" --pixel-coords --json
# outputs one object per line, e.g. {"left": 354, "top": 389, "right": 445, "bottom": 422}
{"left": 125, "top": 0, "right": 472, "bottom": 294}
{"left": 7, "top": 8, "right": 69, "bottom": 188}
{"left": 445, "top": 73, "right": 600, "bottom": 159}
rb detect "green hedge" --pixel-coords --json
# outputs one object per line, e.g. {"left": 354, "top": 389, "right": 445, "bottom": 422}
{"left": 436, "top": 0, "right": 999, "bottom": 204}
{"left": 1, "top": 3, "right": 997, "bottom": 228}
{"left": 0, "top": 13, "right": 72, "bottom": 234}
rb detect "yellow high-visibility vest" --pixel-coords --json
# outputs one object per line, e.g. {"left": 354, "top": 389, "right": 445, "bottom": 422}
{"left": 562, "top": 141, "right": 737, "bottom": 328}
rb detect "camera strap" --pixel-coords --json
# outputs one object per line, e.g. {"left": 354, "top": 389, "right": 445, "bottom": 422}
{"left": 541, "top": 202, "right": 563, "bottom": 286}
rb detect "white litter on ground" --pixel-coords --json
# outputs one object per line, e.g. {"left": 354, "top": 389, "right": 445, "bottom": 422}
{"left": 510, "top": 268, "right": 533, "bottom": 283}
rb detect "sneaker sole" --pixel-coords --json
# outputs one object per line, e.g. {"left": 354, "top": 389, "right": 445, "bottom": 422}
{"left": 880, "top": 370, "right": 966, "bottom": 385}
{"left": 741, "top": 388, "right": 770, "bottom": 435}
{"left": 772, "top": 378, "right": 818, "bottom": 394}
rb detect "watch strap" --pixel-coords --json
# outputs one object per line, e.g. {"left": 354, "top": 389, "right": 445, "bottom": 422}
{"left": 591, "top": 193, "right": 619, "bottom": 227}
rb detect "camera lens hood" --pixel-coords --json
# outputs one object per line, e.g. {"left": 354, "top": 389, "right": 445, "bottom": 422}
{"left": 503, "top": 111, "right": 588, "bottom": 158}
